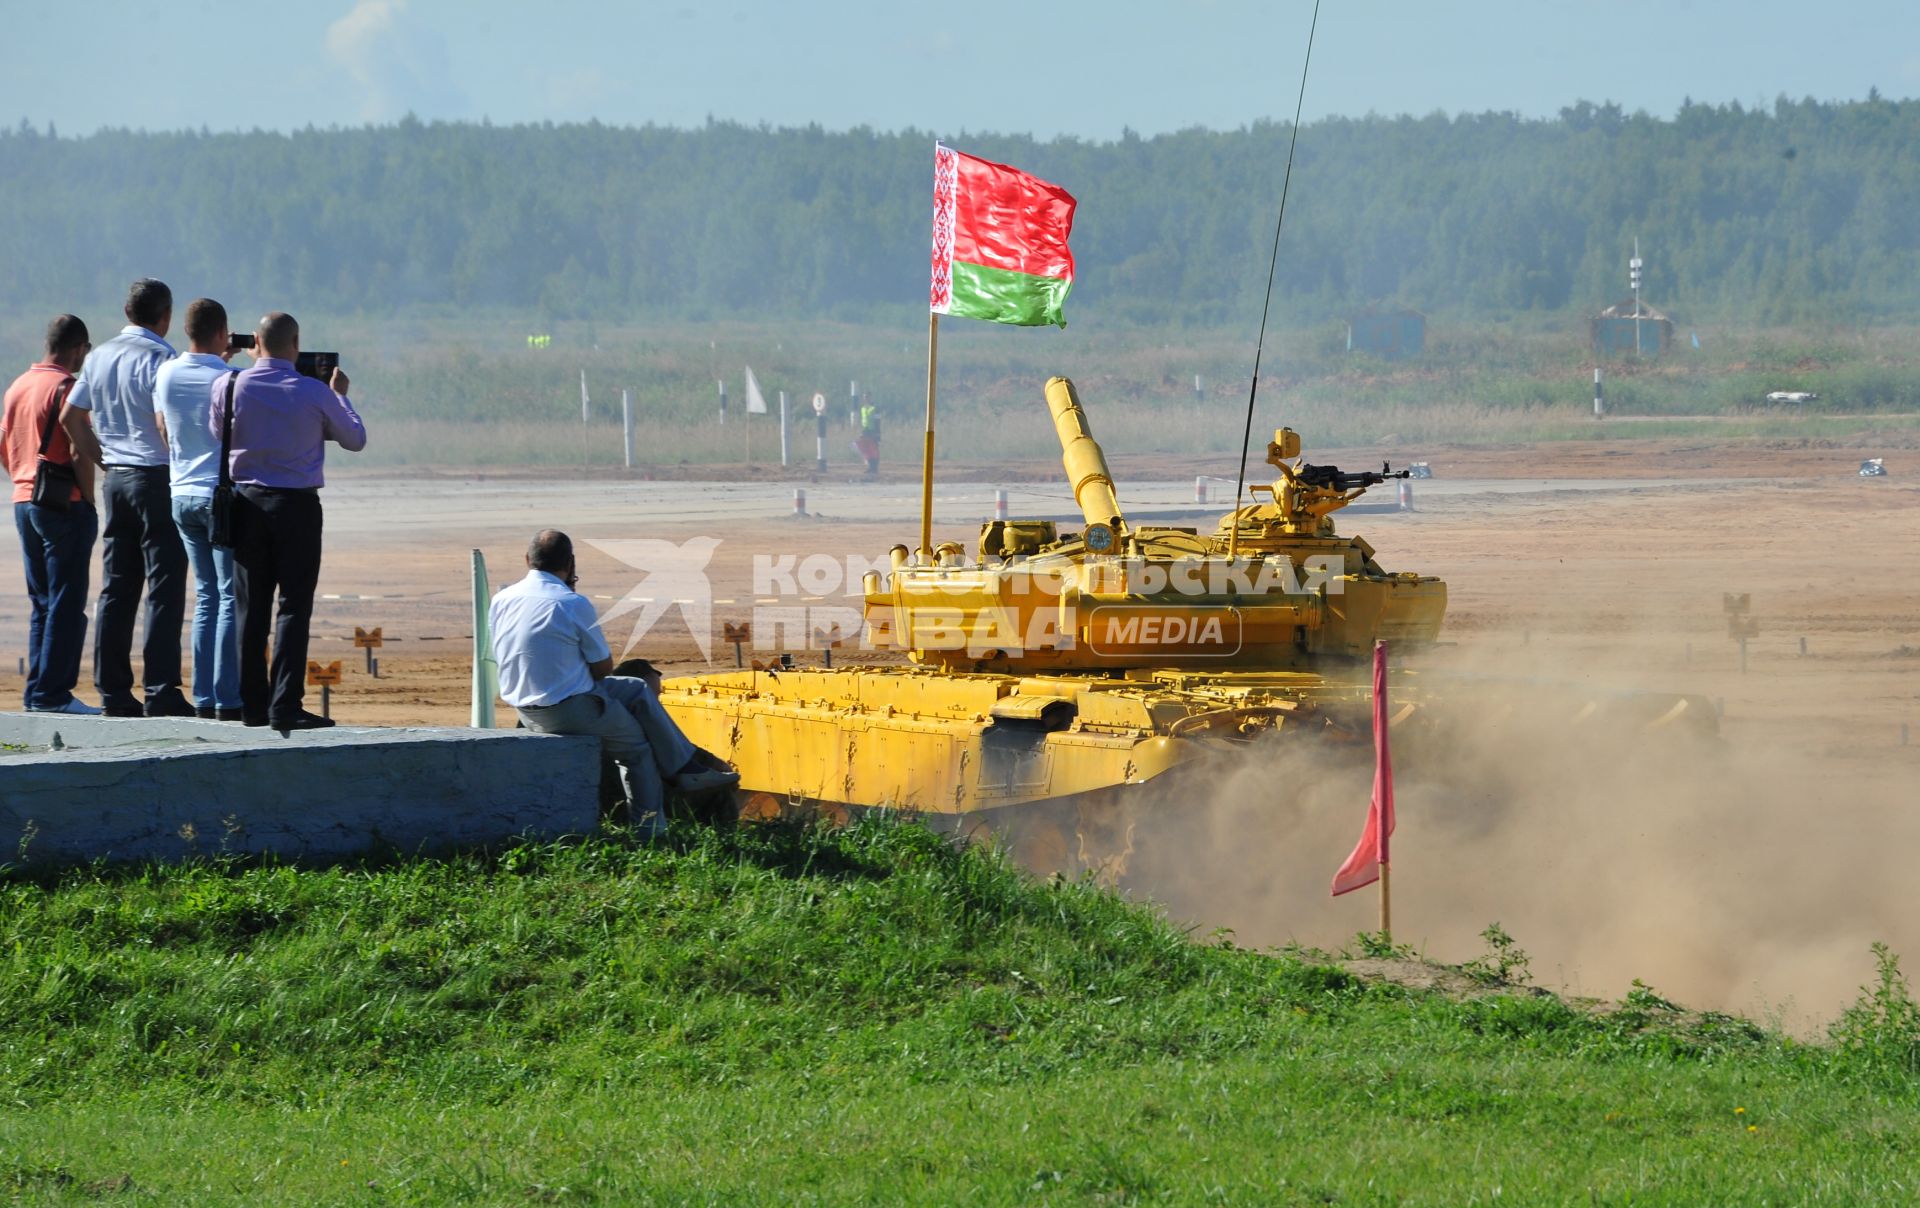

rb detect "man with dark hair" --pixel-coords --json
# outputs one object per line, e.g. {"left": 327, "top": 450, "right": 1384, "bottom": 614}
{"left": 1, "top": 315, "right": 104, "bottom": 713}
{"left": 65, "top": 277, "right": 192, "bottom": 717}
{"left": 155, "top": 298, "right": 244, "bottom": 720}
{"left": 209, "top": 311, "right": 365, "bottom": 732}
{"left": 489, "top": 529, "right": 737, "bottom": 830}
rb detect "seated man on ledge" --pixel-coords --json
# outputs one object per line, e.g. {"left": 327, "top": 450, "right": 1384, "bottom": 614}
{"left": 489, "top": 529, "right": 737, "bottom": 829}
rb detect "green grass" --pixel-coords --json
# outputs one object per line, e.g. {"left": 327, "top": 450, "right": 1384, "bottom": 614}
{"left": 2, "top": 817, "right": 1918, "bottom": 1203}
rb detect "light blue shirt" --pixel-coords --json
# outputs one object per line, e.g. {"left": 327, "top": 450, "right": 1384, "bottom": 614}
{"left": 67, "top": 325, "right": 176, "bottom": 466}
{"left": 153, "top": 352, "right": 230, "bottom": 498}
{"left": 488, "top": 570, "right": 611, "bottom": 708}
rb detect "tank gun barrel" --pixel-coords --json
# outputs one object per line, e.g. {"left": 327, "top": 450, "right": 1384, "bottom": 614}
{"left": 1044, "top": 377, "right": 1125, "bottom": 533}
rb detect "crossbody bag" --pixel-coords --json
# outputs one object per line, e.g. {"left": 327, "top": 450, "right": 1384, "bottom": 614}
{"left": 29, "top": 379, "right": 78, "bottom": 512}
{"left": 210, "top": 371, "right": 238, "bottom": 548}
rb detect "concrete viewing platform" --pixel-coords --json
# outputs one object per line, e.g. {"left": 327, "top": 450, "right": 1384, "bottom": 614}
{"left": 0, "top": 713, "right": 600, "bottom": 868}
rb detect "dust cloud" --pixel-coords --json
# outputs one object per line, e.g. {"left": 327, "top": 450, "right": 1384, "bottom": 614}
{"left": 1124, "top": 634, "right": 1919, "bottom": 1032}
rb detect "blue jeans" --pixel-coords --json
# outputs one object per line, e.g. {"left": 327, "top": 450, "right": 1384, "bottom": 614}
{"left": 172, "top": 494, "right": 242, "bottom": 711}
{"left": 15, "top": 500, "right": 97, "bottom": 710}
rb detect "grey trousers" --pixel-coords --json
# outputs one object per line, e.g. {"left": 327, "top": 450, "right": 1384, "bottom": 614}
{"left": 517, "top": 676, "right": 698, "bottom": 821}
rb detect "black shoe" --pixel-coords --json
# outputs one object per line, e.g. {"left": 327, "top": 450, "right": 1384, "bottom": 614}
{"left": 242, "top": 715, "right": 271, "bottom": 728}
{"left": 215, "top": 708, "right": 246, "bottom": 722}
{"left": 195, "top": 706, "right": 217, "bottom": 720}
{"left": 145, "top": 693, "right": 197, "bottom": 718}
{"left": 271, "top": 711, "right": 336, "bottom": 734}
{"left": 101, "top": 697, "right": 144, "bottom": 718}
{"left": 674, "top": 766, "right": 740, "bottom": 794}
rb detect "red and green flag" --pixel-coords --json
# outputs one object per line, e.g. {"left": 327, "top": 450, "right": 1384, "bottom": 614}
{"left": 1332, "top": 642, "right": 1397, "bottom": 898}
{"left": 930, "top": 143, "right": 1077, "bottom": 328}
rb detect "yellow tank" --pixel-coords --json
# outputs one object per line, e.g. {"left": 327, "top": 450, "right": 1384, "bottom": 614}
{"left": 659, "top": 376, "right": 1712, "bottom": 875}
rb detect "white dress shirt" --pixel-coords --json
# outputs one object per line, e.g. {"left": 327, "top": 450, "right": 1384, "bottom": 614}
{"left": 488, "top": 569, "right": 611, "bottom": 707}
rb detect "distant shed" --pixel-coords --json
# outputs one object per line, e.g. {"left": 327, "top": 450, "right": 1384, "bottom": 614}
{"left": 1347, "top": 307, "right": 1426, "bottom": 358}
{"left": 1592, "top": 299, "right": 1675, "bottom": 358}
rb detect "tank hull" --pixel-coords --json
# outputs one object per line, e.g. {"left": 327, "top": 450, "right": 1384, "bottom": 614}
{"left": 659, "top": 667, "right": 1231, "bottom": 819}
{"left": 659, "top": 663, "right": 1718, "bottom": 879}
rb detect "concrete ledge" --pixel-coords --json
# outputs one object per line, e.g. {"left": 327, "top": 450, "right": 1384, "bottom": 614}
{"left": 0, "top": 714, "right": 600, "bottom": 867}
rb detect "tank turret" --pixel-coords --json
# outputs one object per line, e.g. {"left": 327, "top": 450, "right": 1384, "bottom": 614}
{"left": 863, "top": 376, "right": 1446, "bottom": 672}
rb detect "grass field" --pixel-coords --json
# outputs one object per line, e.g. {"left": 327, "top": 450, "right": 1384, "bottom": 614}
{"left": 5, "top": 312, "right": 1917, "bottom": 467}
{"left": 3, "top": 817, "right": 1917, "bottom": 1204}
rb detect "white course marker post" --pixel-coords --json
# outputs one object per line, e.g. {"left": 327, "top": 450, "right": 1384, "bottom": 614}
{"left": 621, "top": 389, "right": 633, "bottom": 469}
{"left": 471, "top": 549, "right": 498, "bottom": 729}
{"left": 813, "top": 392, "right": 828, "bottom": 472}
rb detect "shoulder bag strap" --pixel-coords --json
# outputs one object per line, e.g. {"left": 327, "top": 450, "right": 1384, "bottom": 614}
{"left": 218, "top": 371, "right": 238, "bottom": 487}
{"left": 37, "top": 378, "right": 74, "bottom": 459}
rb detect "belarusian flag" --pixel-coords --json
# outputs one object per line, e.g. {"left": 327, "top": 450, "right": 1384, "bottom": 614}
{"left": 930, "top": 143, "right": 1077, "bottom": 328}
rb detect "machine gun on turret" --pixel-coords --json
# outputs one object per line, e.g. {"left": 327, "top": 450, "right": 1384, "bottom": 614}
{"left": 1233, "top": 429, "right": 1412, "bottom": 539}
{"left": 1290, "top": 460, "right": 1412, "bottom": 494}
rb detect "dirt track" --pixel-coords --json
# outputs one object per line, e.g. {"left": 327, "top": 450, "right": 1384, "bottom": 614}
{"left": 1, "top": 437, "right": 1914, "bottom": 1023}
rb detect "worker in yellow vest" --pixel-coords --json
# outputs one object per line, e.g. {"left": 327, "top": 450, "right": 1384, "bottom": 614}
{"left": 855, "top": 400, "right": 880, "bottom": 475}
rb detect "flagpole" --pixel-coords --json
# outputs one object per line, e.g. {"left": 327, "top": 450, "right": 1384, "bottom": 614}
{"left": 920, "top": 311, "right": 940, "bottom": 559}
{"left": 1377, "top": 638, "right": 1392, "bottom": 943}
{"left": 1379, "top": 861, "right": 1391, "bottom": 942}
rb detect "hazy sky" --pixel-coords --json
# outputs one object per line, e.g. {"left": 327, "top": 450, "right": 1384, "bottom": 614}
{"left": 6, "top": 0, "right": 1915, "bottom": 138}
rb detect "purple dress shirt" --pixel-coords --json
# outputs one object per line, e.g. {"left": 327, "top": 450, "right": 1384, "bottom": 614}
{"left": 208, "top": 357, "right": 366, "bottom": 489}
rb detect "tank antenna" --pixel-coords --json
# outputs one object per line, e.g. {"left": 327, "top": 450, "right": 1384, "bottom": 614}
{"left": 1229, "top": 0, "right": 1321, "bottom": 558}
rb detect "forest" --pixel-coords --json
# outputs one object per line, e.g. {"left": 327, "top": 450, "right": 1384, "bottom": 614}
{"left": 1, "top": 95, "right": 1915, "bottom": 329}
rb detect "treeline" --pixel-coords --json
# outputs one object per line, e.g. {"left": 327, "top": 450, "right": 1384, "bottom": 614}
{"left": 2, "top": 96, "right": 1917, "bottom": 327}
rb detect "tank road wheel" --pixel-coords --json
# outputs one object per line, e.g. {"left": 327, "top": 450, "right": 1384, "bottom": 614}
{"left": 736, "top": 791, "right": 784, "bottom": 823}
{"left": 967, "top": 794, "right": 1141, "bottom": 885}
{"left": 803, "top": 800, "right": 851, "bottom": 830}
{"left": 733, "top": 791, "right": 851, "bottom": 829}
{"left": 960, "top": 809, "right": 1074, "bottom": 879}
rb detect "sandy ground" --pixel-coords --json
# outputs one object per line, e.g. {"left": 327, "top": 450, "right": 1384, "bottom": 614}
{"left": 1, "top": 437, "right": 1914, "bottom": 1026}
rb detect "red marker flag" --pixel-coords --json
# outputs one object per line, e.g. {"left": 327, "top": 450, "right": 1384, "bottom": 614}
{"left": 1332, "top": 641, "right": 1396, "bottom": 897}
{"left": 929, "top": 143, "right": 1077, "bottom": 328}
